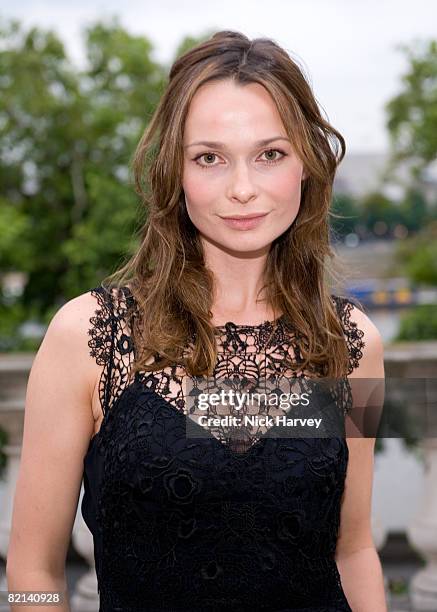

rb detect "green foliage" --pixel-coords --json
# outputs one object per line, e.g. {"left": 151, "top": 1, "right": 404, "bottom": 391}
{"left": 388, "top": 577, "right": 409, "bottom": 596}
{"left": 360, "top": 191, "right": 402, "bottom": 236}
{"left": 399, "top": 187, "right": 429, "bottom": 232}
{"left": 405, "top": 244, "right": 437, "bottom": 284}
{"left": 396, "top": 304, "right": 437, "bottom": 341}
{"left": 386, "top": 39, "right": 437, "bottom": 170}
{"left": 330, "top": 193, "right": 360, "bottom": 238}
{"left": 395, "top": 220, "right": 437, "bottom": 285}
{"left": 0, "top": 198, "right": 32, "bottom": 268}
{"left": 392, "top": 219, "right": 437, "bottom": 343}
{"left": 0, "top": 15, "right": 167, "bottom": 319}
{"left": 331, "top": 188, "right": 436, "bottom": 240}
{"left": 0, "top": 298, "right": 46, "bottom": 351}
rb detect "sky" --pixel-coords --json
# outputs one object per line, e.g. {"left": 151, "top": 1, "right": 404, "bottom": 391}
{"left": 1, "top": 0, "right": 434, "bottom": 154}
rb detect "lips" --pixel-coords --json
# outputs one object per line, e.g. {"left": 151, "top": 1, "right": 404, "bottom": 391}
{"left": 219, "top": 212, "right": 269, "bottom": 230}
{"left": 220, "top": 213, "right": 268, "bottom": 220}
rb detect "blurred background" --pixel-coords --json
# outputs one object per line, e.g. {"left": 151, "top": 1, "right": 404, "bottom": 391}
{"left": 0, "top": 1, "right": 437, "bottom": 610}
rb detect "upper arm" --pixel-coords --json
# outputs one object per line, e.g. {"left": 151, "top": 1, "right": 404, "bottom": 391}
{"left": 336, "top": 305, "right": 385, "bottom": 559}
{"left": 6, "top": 291, "right": 101, "bottom": 578}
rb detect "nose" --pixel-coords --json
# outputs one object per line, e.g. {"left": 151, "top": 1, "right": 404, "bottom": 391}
{"left": 227, "top": 161, "right": 258, "bottom": 204}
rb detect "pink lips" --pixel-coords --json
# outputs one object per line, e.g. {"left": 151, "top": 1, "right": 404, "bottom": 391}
{"left": 220, "top": 212, "right": 269, "bottom": 230}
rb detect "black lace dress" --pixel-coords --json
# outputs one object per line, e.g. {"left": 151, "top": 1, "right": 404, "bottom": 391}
{"left": 81, "top": 285, "right": 365, "bottom": 612}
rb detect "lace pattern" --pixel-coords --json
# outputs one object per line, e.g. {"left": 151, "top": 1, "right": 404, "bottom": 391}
{"left": 87, "top": 286, "right": 137, "bottom": 417}
{"left": 87, "top": 285, "right": 365, "bottom": 452}
{"left": 331, "top": 294, "right": 366, "bottom": 375}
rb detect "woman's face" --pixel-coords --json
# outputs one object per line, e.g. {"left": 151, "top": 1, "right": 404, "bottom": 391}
{"left": 182, "top": 79, "right": 307, "bottom": 257}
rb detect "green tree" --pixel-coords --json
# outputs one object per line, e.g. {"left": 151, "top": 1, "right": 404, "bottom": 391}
{"left": 360, "top": 191, "right": 403, "bottom": 237}
{"left": 385, "top": 39, "right": 437, "bottom": 177}
{"left": 398, "top": 187, "right": 429, "bottom": 232}
{"left": 396, "top": 304, "right": 437, "bottom": 341}
{"left": 0, "top": 16, "right": 167, "bottom": 316}
{"left": 395, "top": 220, "right": 437, "bottom": 285}
{"left": 330, "top": 192, "right": 360, "bottom": 239}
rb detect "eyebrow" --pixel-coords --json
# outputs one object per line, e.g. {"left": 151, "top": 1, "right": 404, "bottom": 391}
{"left": 184, "top": 136, "right": 291, "bottom": 149}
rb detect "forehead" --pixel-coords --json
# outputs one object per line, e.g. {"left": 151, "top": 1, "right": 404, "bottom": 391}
{"left": 183, "top": 80, "right": 286, "bottom": 142}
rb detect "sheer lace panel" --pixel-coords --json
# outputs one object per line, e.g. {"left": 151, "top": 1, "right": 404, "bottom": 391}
{"left": 87, "top": 285, "right": 137, "bottom": 417}
{"left": 87, "top": 286, "right": 366, "bottom": 453}
{"left": 331, "top": 294, "right": 366, "bottom": 375}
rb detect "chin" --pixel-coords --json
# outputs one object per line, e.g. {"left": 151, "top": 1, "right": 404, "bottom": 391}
{"left": 219, "top": 239, "right": 273, "bottom": 257}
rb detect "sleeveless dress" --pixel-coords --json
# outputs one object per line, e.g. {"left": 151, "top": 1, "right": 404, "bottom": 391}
{"left": 81, "top": 285, "right": 365, "bottom": 612}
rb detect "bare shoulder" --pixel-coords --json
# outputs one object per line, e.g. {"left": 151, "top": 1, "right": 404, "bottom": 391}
{"left": 39, "top": 289, "right": 103, "bottom": 402}
{"left": 48, "top": 289, "right": 101, "bottom": 334}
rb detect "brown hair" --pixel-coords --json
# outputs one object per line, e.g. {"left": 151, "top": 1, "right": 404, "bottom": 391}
{"left": 102, "top": 29, "right": 352, "bottom": 379}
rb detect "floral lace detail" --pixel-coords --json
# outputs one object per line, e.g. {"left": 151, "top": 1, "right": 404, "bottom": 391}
{"left": 331, "top": 295, "right": 366, "bottom": 375}
{"left": 87, "top": 285, "right": 137, "bottom": 417}
{"left": 81, "top": 285, "right": 364, "bottom": 610}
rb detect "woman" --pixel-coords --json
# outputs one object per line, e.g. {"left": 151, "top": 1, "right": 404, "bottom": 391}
{"left": 7, "top": 30, "right": 387, "bottom": 611}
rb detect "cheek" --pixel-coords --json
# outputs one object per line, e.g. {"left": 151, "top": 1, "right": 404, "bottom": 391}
{"left": 267, "top": 169, "right": 303, "bottom": 227}
{"left": 182, "top": 167, "right": 218, "bottom": 219}
{"left": 269, "top": 169, "right": 302, "bottom": 203}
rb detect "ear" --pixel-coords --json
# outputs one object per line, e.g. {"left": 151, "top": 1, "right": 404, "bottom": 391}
{"left": 301, "top": 169, "right": 308, "bottom": 181}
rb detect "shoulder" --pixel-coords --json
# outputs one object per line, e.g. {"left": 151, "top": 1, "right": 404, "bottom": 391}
{"left": 34, "top": 288, "right": 107, "bottom": 405}
{"left": 47, "top": 287, "right": 112, "bottom": 344}
{"left": 44, "top": 285, "right": 129, "bottom": 376}
{"left": 46, "top": 288, "right": 103, "bottom": 346}
{"left": 331, "top": 294, "right": 385, "bottom": 378}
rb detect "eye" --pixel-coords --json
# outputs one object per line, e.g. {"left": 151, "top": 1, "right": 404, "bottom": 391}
{"left": 193, "top": 152, "right": 220, "bottom": 169}
{"left": 193, "top": 148, "right": 288, "bottom": 170}
{"left": 260, "top": 148, "right": 287, "bottom": 164}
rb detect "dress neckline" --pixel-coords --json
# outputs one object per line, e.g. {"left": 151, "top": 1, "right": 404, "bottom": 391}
{"left": 213, "top": 313, "right": 286, "bottom": 331}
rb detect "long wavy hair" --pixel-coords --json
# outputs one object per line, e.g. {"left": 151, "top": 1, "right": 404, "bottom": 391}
{"left": 102, "top": 29, "right": 353, "bottom": 379}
